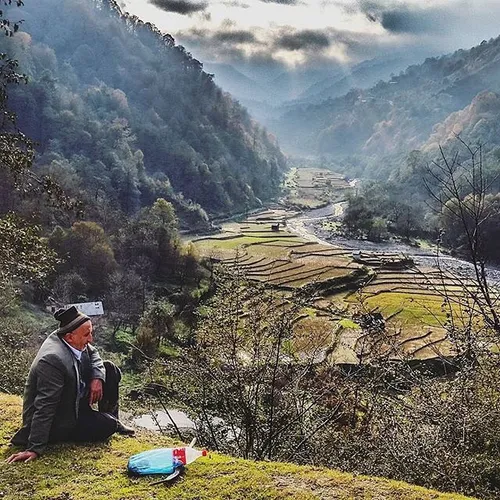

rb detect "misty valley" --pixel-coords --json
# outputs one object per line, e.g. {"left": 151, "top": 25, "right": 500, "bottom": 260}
{"left": 1, "top": 1, "right": 500, "bottom": 499}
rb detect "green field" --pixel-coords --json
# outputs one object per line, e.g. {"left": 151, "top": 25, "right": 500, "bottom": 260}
{"left": 191, "top": 166, "right": 478, "bottom": 365}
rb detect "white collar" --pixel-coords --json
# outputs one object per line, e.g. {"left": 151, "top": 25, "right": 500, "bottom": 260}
{"left": 62, "top": 339, "right": 83, "bottom": 361}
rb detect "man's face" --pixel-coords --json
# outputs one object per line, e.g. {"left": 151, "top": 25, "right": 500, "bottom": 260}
{"left": 64, "top": 321, "right": 93, "bottom": 351}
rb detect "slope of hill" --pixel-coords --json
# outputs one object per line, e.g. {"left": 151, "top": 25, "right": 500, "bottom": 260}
{"left": 274, "top": 36, "right": 500, "bottom": 158}
{"left": 423, "top": 90, "right": 500, "bottom": 151}
{"left": 0, "top": 394, "right": 475, "bottom": 500}
{"left": 0, "top": 0, "right": 286, "bottom": 220}
{"left": 295, "top": 54, "right": 428, "bottom": 105}
{"left": 203, "top": 63, "right": 270, "bottom": 103}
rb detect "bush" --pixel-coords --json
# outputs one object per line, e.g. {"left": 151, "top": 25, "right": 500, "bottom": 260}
{"left": 0, "top": 291, "right": 46, "bottom": 394}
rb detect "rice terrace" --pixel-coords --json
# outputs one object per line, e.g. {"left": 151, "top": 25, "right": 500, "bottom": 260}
{"left": 190, "top": 167, "right": 489, "bottom": 368}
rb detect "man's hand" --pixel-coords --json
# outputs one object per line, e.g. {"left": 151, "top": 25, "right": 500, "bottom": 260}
{"left": 89, "top": 378, "right": 103, "bottom": 405}
{"left": 6, "top": 450, "right": 38, "bottom": 463}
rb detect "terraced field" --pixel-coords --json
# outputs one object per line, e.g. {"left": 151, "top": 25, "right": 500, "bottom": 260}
{"left": 331, "top": 258, "right": 478, "bottom": 362}
{"left": 196, "top": 223, "right": 363, "bottom": 291}
{"left": 284, "top": 167, "right": 353, "bottom": 209}
{"left": 192, "top": 209, "right": 367, "bottom": 359}
{"left": 192, "top": 205, "right": 482, "bottom": 366}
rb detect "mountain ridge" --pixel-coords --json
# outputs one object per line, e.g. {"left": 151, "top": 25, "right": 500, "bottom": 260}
{"left": 272, "top": 35, "right": 500, "bottom": 158}
{"left": 1, "top": 0, "right": 286, "bottom": 222}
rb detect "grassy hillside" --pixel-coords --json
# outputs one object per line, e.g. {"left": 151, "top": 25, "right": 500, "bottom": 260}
{"left": 0, "top": 395, "right": 476, "bottom": 499}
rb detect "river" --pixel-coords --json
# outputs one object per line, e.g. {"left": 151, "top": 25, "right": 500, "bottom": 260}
{"left": 132, "top": 409, "right": 195, "bottom": 431}
{"left": 288, "top": 203, "right": 500, "bottom": 284}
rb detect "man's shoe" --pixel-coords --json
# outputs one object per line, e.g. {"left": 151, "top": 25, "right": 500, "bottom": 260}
{"left": 116, "top": 420, "right": 135, "bottom": 436}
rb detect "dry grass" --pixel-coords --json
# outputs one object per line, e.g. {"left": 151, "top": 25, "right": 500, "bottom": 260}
{"left": 284, "top": 167, "right": 353, "bottom": 209}
{"left": 193, "top": 207, "right": 478, "bottom": 364}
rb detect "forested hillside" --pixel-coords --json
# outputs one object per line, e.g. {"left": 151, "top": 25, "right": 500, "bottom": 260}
{"left": 294, "top": 54, "right": 427, "bottom": 106}
{"left": 0, "top": 0, "right": 289, "bottom": 351}
{"left": 275, "top": 36, "right": 500, "bottom": 159}
{"left": 1, "top": 0, "right": 286, "bottom": 224}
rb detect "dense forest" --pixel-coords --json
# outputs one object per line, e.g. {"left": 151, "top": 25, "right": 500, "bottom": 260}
{"left": 0, "top": 0, "right": 288, "bottom": 373}
{"left": 1, "top": 0, "right": 286, "bottom": 227}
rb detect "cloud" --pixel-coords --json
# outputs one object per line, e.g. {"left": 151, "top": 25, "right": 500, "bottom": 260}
{"left": 176, "top": 27, "right": 284, "bottom": 74}
{"left": 221, "top": 0, "right": 250, "bottom": 7}
{"left": 380, "top": 9, "right": 444, "bottom": 34}
{"left": 356, "top": 1, "right": 452, "bottom": 35}
{"left": 149, "top": 0, "right": 207, "bottom": 15}
{"left": 260, "top": 0, "right": 298, "bottom": 5}
{"left": 214, "top": 30, "right": 257, "bottom": 44}
{"left": 177, "top": 23, "right": 389, "bottom": 71}
{"left": 180, "top": 27, "right": 260, "bottom": 47}
{"left": 176, "top": 27, "right": 262, "bottom": 65}
{"left": 275, "top": 29, "right": 330, "bottom": 51}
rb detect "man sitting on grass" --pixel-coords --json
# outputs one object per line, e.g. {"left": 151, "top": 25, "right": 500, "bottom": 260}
{"left": 7, "top": 306, "right": 134, "bottom": 463}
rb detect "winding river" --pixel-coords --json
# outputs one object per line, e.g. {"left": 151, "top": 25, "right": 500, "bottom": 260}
{"left": 287, "top": 203, "right": 500, "bottom": 284}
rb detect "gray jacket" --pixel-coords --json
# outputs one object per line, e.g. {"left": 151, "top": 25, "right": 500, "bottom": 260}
{"left": 10, "top": 332, "right": 105, "bottom": 455}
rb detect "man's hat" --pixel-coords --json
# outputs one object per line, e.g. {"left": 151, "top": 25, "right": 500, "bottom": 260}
{"left": 54, "top": 306, "right": 90, "bottom": 337}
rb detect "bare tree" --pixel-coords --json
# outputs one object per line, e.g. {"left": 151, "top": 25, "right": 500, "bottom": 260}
{"left": 423, "top": 138, "right": 500, "bottom": 337}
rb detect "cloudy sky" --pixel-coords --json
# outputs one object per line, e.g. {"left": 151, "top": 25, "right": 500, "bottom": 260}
{"left": 120, "top": 0, "right": 500, "bottom": 74}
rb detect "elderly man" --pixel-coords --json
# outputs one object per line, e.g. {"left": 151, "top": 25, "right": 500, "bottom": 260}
{"left": 7, "top": 306, "right": 134, "bottom": 463}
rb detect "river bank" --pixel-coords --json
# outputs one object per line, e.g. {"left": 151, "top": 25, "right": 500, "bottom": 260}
{"left": 287, "top": 203, "right": 500, "bottom": 284}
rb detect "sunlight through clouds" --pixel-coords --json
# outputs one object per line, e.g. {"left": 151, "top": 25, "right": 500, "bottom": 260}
{"left": 120, "top": 0, "right": 500, "bottom": 72}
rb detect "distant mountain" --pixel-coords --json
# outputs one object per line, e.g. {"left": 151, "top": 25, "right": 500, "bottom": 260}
{"left": 295, "top": 55, "right": 429, "bottom": 105}
{"left": 203, "top": 63, "right": 270, "bottom": 103}
{"left": 272, "top": 36, "right": 500, "bottom": 157}
{"left": 208, "top": 64, "right": 346, "bottom": 104}
{"left": 202, "top": 63, "right": 346, "bottom": 127}
{"left": 268, "top": 66, "right": 344, "bottom": 103}
{"left": 201, "top": 64, "right": 287, "bottom": 126}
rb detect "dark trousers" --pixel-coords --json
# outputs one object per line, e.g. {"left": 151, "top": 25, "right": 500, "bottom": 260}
{"left": 72, "top": 360, "right": 121, "bottom": 443}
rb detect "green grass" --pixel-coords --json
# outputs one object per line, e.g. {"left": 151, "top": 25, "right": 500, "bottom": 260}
{"left": 0, "top": 394, "right": 475, "bottom": 500}
{"left": 196, "top": 236, "right": 270, "bottom": 250}
{"left": 338, "top": 319, "right": 360, "bottom": 329}
{"left": 303, "top": 307, "right": 317, "bottom": 317}
{"left": 114, "top": 328, "right": 136, "bottom": 352}
{"left": 355, "top": 292, "right": 448, "bottom": 327}
{"left": 245, "top": 245, "right": 299, "bottom": 259}
{"left": 197, "top": 236, "right": 301, "bottom": 251}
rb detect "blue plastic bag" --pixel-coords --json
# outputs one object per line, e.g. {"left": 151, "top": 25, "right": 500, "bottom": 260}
{"left": 127, "top": 448, "right": 183, "bottom": 476}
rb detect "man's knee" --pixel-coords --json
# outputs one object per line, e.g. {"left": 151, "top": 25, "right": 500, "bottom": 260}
{"left": 103, "top": 360, "right": 122, "bottom": 385}
{"left": 100, "top": 361, "right": 121, "bottom": 418}
{"left": 75, "top": 410, "right": 117, "bottom": 442}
